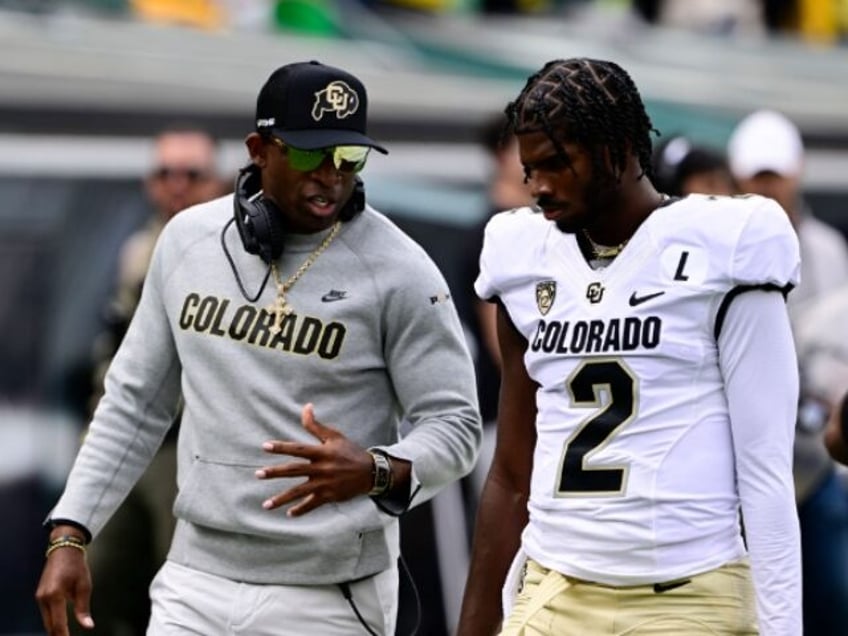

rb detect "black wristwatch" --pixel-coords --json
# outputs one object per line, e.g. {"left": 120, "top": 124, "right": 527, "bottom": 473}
{"left": 368, "top": 450, "right": 393, "bottom": 498}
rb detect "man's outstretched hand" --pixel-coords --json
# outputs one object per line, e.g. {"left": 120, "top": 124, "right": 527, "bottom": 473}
{"left": 256, "top": 403, "right": 374, "bottom": 516}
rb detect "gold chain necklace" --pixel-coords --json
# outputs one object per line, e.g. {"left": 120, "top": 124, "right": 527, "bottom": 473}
{"left": 582, "top": 230, "right": 628, "bottom": 259}
{"left": 266, "top": 221, "right": 341, "bottom": 334}
{"left": 580, "top": 195, "right": 670, "bottom": 261}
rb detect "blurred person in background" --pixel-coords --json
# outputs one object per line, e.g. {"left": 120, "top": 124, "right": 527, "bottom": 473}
{"left": 97, "top": 126, "right": 225, "bottom": 377}
{"left": 633, "top": 0, "right": 848, "bottom": 42}
{"left": 442, "top": 115, "right": 532, "bottom": 630}
{"left": 652, "top": 134, "right": 736, "bottom": 197}
{"left": 729, "top": 108, "right": 848, "bottom": 636}
{"left": 36, "top": 60, "right": 481, "bottom": 636}
{"left": 793, "top": 280, "right": 848, "bottom": 635}
{"left": 632, "top": 0, "right": 765, "bottom": 36}
{"left": 72, "top": 125, "right": 226, "bottom": 636}
{"left": 459, "top": 114, "right": 533, "bottom": 502}
{"left": 824, "top": 388, "right": 848, "bottom": 466}
{"left": 728, "top": 110, "right": 848, "bottom": 323}
{"left": 795, "top": 282, "right": 848, "bottom": 467}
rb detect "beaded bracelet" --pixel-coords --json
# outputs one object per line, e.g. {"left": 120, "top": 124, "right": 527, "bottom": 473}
{"left": 45, "top": 534, "right": 87, "bottom": 558}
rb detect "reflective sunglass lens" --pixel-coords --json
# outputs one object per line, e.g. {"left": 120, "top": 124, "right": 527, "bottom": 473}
{"left": 287, "top": 149, "right": 325, "bottom": 172}
{"left": 333, "top": 146, "right": 369, "bottom": 173}
{"left": 274, "top": 138, "right": 369, "bottom": 173}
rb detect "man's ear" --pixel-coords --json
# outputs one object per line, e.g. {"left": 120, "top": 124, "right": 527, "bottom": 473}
{"left": 244, "top": 132, "right": 267, "bottom": 167}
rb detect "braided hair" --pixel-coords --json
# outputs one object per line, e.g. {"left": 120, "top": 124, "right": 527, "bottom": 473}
{"left": 505, "top": 58, "right": 658, "bottom": 183}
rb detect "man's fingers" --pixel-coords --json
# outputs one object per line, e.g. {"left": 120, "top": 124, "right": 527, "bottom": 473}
{"left": 301, "top": 403, "right": 326, "bottom": 440}
{"left": 301, "top": 402, "right": 315, "bottom": 429}
{"left": 260, "top": 403, "right": 339, "bottom": 456}
{"left": 262, "top": 483, "right": 312, "bottom": 510}
{"left": 286, "top": 493, "right": 319, "bottom": 517}
{"left": 75, "top": 612, "right": 95, "bottom": 630}
{"left": 260, "top": 441, "right": 321, "bottom": 460}
{"left": 73, "top": 581, "right": 94, "bottom": 630}
{"left": 42, "top": 595, "right": 69, "bottom": 636}
{"left": 301, "top": 403, "right": 338, "bottom": 441}
{"left": 255, "top": 459, "right": 313, "bottom": 479}
{"left": 36, "top": 576, "right": 70, "bottom": 636}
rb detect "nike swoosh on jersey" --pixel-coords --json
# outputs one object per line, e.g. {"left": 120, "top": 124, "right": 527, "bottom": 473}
{"left": 628, "top": 291, "right": 666, "bottom": 307}
{"left": 321, "top": 290, "right": 349, "bottom": 302}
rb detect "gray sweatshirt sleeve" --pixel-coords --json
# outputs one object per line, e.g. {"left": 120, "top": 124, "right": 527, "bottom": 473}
{"left": 376, "top": 246, "right": 482, "bottom": 507}
{"left": 48, "top": 229, "right": 183, "bottom": 538}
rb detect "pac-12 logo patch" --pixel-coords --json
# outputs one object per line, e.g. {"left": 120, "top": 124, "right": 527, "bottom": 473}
{"left": 312, "top": 81, "right": 359, "bottom": 121}
{"left": 535, "top": 280, "right": 556, "bottom": 315}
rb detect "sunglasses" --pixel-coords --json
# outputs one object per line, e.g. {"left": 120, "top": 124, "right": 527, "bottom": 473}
{"left": 151, "top": 166, "right": 211, "bottom": 183}
{"left": 270, "top": 137, "right": 369, "bottom": 174}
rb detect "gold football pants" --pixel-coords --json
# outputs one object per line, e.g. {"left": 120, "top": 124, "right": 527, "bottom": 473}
{"left": 501, "top": 558, "right": 758, "bottom": 635}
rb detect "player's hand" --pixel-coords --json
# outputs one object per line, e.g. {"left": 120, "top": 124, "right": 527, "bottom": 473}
{"left": 256, "top": 403, "right": 373, "bottom": 516}
{"left": 35, "top": 538, "right": 94, "bottom": 636}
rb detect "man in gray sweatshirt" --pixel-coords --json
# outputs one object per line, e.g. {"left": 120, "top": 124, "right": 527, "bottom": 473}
{"left": 36, "top": 60, "right": 482, "bottom": 636}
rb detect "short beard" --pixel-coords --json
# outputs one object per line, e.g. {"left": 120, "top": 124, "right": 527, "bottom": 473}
{"left": 554, "top": 169, "right": 620, "bottom": 235}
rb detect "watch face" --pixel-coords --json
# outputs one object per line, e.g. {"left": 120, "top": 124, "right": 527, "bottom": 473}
{"left": 369, "top": 451, "right": 392, "bottom": 496}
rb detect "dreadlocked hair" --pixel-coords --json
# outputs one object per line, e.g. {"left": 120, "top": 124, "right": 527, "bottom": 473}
{"left": 505, "top": 58, "right": 659, "bottom": 182}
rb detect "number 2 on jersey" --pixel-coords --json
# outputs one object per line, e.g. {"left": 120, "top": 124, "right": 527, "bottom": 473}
{"left": 556, "top": 359, "right": 637, "bottom": 496}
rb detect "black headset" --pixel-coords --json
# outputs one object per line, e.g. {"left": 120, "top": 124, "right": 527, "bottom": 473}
{"left": 233, "top": 163, "right": 365, "bottom": 263}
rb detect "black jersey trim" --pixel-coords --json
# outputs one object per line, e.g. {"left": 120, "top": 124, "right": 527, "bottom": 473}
{"left": 714, "top": 283, "right": 794, "bottom": 341}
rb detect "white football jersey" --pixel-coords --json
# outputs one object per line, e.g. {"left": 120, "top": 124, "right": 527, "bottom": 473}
{"left": 476, "top": 194, "right": 800, "bottom": 586}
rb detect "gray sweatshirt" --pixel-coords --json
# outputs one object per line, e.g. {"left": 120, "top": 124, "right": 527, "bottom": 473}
{"left": 49, "top": 194, "right": 482, "bottom": 584}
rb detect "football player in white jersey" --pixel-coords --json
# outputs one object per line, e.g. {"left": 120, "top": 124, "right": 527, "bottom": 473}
{"left": 457, "top": 58, "right": 802, "bottom": 636}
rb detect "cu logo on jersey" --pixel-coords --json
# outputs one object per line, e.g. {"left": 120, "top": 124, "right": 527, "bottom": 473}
{"left": 312, "top": 81, "right": 360, "bottom": 121}
{"left": 586, "top": 282, "right": 605, "bottom": 304}
{"left": 535, "top": 280, "right": 556, "bottom": 315}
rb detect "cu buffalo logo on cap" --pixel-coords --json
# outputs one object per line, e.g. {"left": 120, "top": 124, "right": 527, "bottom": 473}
{"left": 312, "top": 81, "right": 360, "bottom": 121}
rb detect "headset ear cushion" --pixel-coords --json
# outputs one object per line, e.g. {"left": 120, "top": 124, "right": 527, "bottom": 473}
{"left": 339, "top": 177, "right": 366, "bottom": 222}
{"left": 233, "top": 164, "right": 285, "bottom": 262}
{"left": 255, "top": 199, "right": 285, "bottom": 261}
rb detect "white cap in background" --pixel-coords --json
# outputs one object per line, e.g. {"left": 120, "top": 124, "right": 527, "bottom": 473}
{"left": 727, "top": 110, "right": 804, "bottom": 179}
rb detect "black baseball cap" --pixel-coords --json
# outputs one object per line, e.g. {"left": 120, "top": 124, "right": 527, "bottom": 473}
{"left": 255, "top": 61, "right": 388, "bottom": 154}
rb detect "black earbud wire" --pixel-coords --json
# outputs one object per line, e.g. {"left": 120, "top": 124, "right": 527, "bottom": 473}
{"left": 338, "top": 553, "right": 421, "bottom": 636}
{"left": 220, "top": 217, "right": 272, "bottom": 303}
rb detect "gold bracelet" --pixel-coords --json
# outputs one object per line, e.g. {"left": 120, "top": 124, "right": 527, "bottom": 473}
{"left": 45, "top": 535, "right": 87, "bottom": 558}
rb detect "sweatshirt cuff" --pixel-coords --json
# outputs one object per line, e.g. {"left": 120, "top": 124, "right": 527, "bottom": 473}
{"left": 45, "top": 518, "right": 92, "bottom": 544}
{"left": 370, "top": 453, "right": 421, "bottom": 517}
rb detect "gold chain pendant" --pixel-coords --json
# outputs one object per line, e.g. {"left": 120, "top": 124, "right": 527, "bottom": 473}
{"left": 265, "top": 221, "right": 341, "bottom": 334}
{"left": 267, "top": 282, "right": 294, "bottom": 335}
